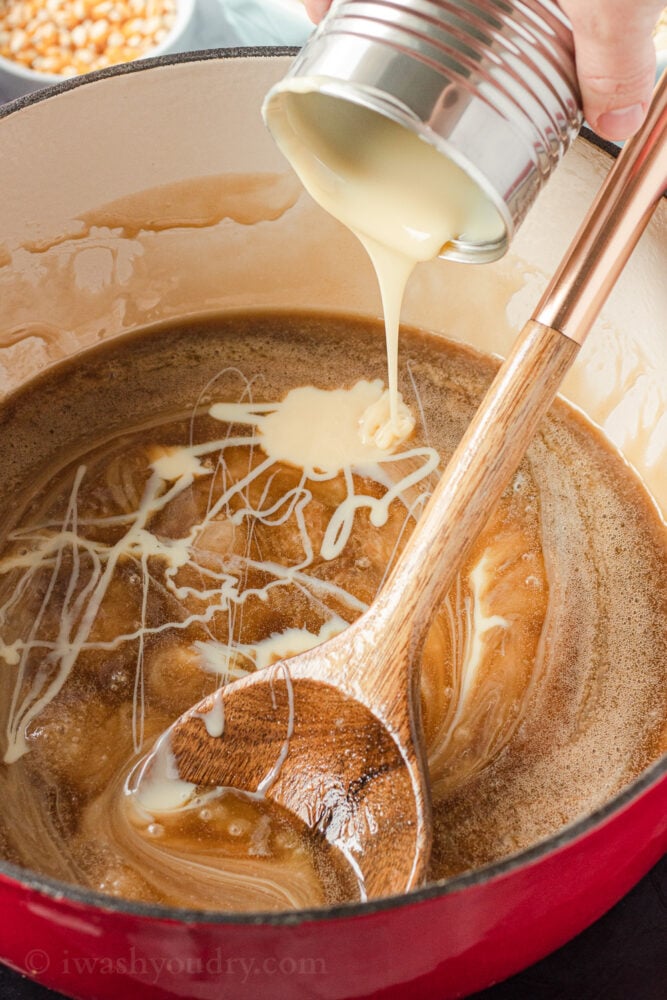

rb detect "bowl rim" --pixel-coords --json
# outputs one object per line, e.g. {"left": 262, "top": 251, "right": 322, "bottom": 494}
{"left": 0, "top": 46, "right": 665, "bottom": 928}
{"left": 0, "top": 0, "right": 197, "bottom": 85}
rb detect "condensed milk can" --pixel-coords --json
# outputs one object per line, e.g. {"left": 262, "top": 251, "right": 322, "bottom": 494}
{"left": 263, "top": 0, "right": 583, "bottom": 263}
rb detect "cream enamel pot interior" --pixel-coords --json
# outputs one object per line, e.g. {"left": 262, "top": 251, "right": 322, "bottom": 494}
{"left": 0, "top": 50, "right": 666, "bottom": 1000}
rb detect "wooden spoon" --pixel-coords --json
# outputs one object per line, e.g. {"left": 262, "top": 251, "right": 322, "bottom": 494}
{"left": 132, "top": 72, "right": 667, "bottom": 901}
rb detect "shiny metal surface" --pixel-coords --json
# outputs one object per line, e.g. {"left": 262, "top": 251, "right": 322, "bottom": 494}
{"left": 263, "top": 0, "right": 582, "bottom": 262}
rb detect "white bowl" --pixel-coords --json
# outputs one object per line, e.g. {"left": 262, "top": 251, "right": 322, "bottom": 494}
{"left": 191, "top": 0, "right": 313, "bottom": 48}
{"left": 0, "top": 0, "right": 197, "bottom": 103}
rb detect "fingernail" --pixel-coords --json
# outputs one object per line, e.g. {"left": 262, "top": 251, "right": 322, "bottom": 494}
{"left": 594, "top": 104, "right": 645, "bottom": 141}
{"left": 305, "top": 0, "right": 330, "bottom": 23}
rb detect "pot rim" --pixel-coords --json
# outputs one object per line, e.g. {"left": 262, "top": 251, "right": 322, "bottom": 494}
{"left": 0, "top": 47, "right": 665, "bottom": 927}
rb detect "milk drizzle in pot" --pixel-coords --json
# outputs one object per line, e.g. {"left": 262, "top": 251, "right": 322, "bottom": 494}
{"left": 0, "top": 369, "right": 445, "bottom": 906}
{"left": 1, "top": 378, "right": 438, "bottom": 765}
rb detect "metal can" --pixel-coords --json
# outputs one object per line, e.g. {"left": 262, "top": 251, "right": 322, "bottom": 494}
{"left": 263, "top": 0, "right": 583, "bottom": 263}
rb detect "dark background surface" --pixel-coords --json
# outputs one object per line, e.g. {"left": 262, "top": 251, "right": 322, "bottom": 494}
{"left": 1, "top": 854, "right": 665, "bottom": 1000}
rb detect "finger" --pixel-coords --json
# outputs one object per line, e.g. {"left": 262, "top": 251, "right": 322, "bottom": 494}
{"left": 559, "top": 1, "right": 660, "bottom": 140}
{"left": 304, "top": 0, "right": 332, "bottom": 24}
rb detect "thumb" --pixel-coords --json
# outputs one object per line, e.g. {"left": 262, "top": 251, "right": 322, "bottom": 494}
{"left": 303, "top": 0, "right": 333, "bottom": 23}
{"left": 559, "top": 1, "right": 660, "bottom": 140}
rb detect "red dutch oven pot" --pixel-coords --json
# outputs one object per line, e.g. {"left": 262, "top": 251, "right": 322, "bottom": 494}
{"left": 0, "top": 50, "right": 665, "bottom": 1000}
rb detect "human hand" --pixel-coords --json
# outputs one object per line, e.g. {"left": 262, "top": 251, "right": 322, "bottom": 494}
{"left": 558, "top": 1, "right": 662, "bottom": 140}
{"left": 302, "top": 1, "right": 663, "bottom": 141}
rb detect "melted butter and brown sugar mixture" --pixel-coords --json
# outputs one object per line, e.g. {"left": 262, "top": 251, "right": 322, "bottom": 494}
{"left": 0, "top": 312, "right": 665, "bottom": 911}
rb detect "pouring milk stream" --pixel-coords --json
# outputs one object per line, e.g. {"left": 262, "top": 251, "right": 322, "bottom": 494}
{"left": 264, "top": 90, "right": 506, "bottom": 444}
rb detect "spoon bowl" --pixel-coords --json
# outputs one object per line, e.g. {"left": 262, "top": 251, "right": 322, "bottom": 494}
{"left": 165, "top": 639, "right": 430, "bottom": 898}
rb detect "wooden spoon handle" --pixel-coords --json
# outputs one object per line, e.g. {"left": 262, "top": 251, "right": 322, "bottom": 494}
{"left": 362, "top": 319, "right": 579, "bottom": 709}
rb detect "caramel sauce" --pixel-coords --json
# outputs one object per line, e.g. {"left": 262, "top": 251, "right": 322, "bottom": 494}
{"left": 0, "top": 312, "right": 665, "bottom": 910}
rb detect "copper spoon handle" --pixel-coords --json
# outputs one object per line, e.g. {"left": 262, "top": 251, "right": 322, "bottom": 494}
{"left": 358, "top": 72, "right": 667, "bottom": 714}
{"left": 536, "top": 68, "right": 667, "bottom": 344}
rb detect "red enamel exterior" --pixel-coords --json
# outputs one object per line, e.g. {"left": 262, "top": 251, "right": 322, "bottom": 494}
{"left": 0, "top": 758, "right": 665, "bottom": 1000}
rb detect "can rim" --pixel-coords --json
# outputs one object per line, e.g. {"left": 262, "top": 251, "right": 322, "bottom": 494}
{"left": 262, "top": 74, "right": 513, "bottom": 264}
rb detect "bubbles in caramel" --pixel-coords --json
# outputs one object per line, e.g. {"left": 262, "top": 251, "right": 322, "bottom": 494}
{"left": 0, "top": 312, "right": 665, "bottom": 911}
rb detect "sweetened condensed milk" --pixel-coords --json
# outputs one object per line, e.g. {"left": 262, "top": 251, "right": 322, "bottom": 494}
{"left": 266, "top": 90, "right": 505, "bottom": 441}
